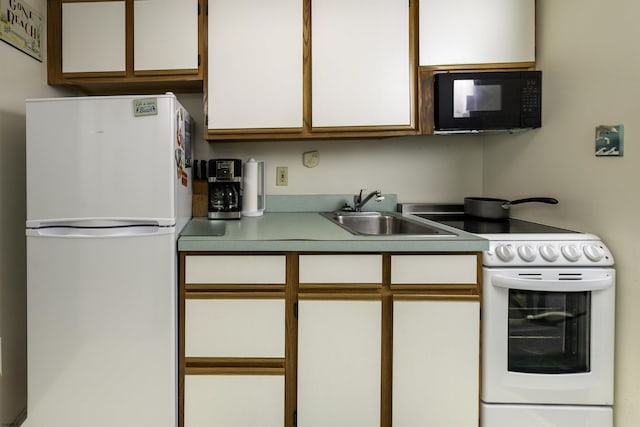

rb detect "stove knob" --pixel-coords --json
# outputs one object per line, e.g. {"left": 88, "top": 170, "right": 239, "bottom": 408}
{"left": 561, "top": 244, "right": 582, "bottom": 262}
{"left": 495, "top": 244, "right": 515, "bottom": 262}
{"left": 539, "top": 244, "right": 559, "bottom": 262}
{"left": 583, "top": 244, "right": 606, "bottom": 262}
{"left": 517, "top": 245, "right": 537, "bottom": 262}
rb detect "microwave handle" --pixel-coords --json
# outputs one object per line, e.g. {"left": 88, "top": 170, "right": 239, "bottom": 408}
{"left": 491, "top": 274, "right": 613, "bottom": 292}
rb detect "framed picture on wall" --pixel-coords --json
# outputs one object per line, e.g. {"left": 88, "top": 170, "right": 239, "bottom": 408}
{"left": 0, "top": 0, "right": 42, "bottom": 61}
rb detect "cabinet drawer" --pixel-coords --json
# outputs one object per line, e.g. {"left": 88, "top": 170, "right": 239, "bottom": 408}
{"left": 391, "top": 255, "right": 477, "bottom": 284}
{"left": 185, "top": 375, "right": 284, "bottom": 427}
{"left": 185, "top": 255, "right": 286, "bottom": 284}
{"left": 299, "top": 255, "right": 382, "bottom": 284}
{"left": 185, "top": 299, "right": 285, "bottom": 357}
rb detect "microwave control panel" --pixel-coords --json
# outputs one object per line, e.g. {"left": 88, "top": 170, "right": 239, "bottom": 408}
{"left": 520, "top": 72, "right": 542, "bottom": 128}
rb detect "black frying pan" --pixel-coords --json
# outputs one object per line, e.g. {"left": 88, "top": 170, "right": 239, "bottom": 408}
{"left": 464, "top": 197, "right": 559, "bottom": 220}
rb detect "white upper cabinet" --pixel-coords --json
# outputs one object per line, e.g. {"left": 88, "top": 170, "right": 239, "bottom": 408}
{"left": 207, "top": 0, "right": 303, "bottom": 130}
{"left": 134, "top": 0, "right": 199, "bottom": 72}
{"left": 419, "top": 0, "right": 535, "bottom": 66}
{"left": 312, "top": 0, "right": 412, "bottom": 127}
{"left": 62, "top": 1, "right": 126, "bottom": 73}
{"left": 61, "top": 0, "right": 199, "bottom": 75}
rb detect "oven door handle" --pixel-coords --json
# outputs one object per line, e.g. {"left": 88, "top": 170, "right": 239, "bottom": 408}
{"left": 491, "top": 274, "right": 614, "bottom": 292}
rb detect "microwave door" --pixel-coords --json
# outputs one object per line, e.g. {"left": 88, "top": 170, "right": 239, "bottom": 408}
{"left": 454, "top": 78, "right": 519, "bottom": 130}
{"left": 434, "top": 71, "right": 540, "bottom": 132}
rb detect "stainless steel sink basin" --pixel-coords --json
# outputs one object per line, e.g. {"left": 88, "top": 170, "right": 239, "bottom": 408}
{"left": 321, "top": 211, "right": 454, "bottom": 236}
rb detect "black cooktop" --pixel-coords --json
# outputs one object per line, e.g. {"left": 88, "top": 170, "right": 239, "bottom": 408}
{"left": 415, "top": 213, "right": 577, "bottom": 235}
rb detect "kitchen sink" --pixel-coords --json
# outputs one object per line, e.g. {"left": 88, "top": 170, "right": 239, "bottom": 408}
{"left": 321, "top": 211, "right": 454, "bottom": 236}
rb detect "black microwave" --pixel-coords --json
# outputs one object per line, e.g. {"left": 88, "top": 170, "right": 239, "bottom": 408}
{"left": 433, "top": 71, "right": 541, "bottom": 133}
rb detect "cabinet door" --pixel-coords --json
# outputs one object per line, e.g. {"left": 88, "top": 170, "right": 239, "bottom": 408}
{"left": 134, "top": 0, "right": 199, "bottom": 72}
{"left": 185, "top": 298, "right": 285, "bottom": 358}
{"left": 393, "top": 300, "right": 480, "bottom": 427}
{"left": 207, "top": 0, "right": 303, "bottom": 130}
{"left": 185, "top": 375, "right": 284, "bottom": 427}
{"left": 297, "top": 300, "right": 381, "bottom": 427}
{"left": 62, "top": 1, "right": 126, "bottom": 73}
{"left": 419, "top": 0, "right": 535, "bottom": 66}
{"left": 312, "top": 0, "right": 411, "bottom": 127}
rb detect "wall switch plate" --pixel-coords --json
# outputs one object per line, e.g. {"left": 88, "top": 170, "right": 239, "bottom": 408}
{"left": 595, "top": 124, "right": 624, "bottom": 156}
{"left": 303, "top": 150, "right": 320, "bottom": 168}
{"left": 276, "top": 166, "right": 288, "bottom": 186}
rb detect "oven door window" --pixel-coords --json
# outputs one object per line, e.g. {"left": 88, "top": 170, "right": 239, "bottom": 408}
{"left": 508, "top": 290, "right": 591, "bottom": 374}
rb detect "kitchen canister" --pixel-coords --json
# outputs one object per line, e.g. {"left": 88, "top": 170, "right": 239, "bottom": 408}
{"left": 241, "top": 158, "right": 266, "bottom": 216}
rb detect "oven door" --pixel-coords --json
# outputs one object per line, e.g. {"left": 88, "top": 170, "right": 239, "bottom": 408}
{"left": 481, "top": 267, "right": 615, "bottom": 405}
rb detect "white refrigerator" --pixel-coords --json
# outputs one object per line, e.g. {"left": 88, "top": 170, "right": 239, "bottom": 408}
{"left": 24, "top": 94, "right": 192, "bottom": 427}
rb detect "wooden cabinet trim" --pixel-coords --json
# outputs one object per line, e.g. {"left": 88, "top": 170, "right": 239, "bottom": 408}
{"left": 186, "top": 290, "right": 285, "bottom": 299}
{"left": 418, "top": 63, "right": 536, "bottom": 134}
{"left": 205, "top": 0, "right": 417, "bottom": 141}
{"left": 185, "top": 367, "right": 285, "bottom": 376}
{"left": 299, "top": 283, "right": 382, "bottom": 291}
{"left": 49, "top": 0, "right": 204, "bottom": 95}
{"left": 298, "top": 292, "right": 382, "bottom": 301}
{"left": 186, "top": 357, "right": 285, "bottom": 369}
{"left": 180, "top": 251, "right": 481, "bottom": 427}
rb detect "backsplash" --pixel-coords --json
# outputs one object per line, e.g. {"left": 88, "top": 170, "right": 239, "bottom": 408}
{"left": 178, "top": 94, "right": 484, "bottom": 204}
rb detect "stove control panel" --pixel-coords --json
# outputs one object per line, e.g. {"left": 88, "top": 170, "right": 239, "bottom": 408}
{"left": 485, "top": 240, "right": 614, "bottom": 267}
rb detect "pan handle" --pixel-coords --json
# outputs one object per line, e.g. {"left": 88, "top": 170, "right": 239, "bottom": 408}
{"left": 503, "top": 197, "right": 559, "bottom": 208}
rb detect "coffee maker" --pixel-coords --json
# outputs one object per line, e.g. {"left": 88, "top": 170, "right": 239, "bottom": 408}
{"left": 208, "top": 159, "right": 242, "bottom": 219}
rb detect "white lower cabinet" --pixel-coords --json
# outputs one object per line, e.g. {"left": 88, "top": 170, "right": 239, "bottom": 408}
{"left": 184, "top": 375, "right": 284, "bottom": 427}
{"left": 185, "top": 298, "right": 285, "bottom": 358}
{"left": 391, "top": 254, "right": 478, "bottom": 285}
{"left": 297, "top": 299, "right": 382, "bottom": 427}
{"left": 393, "top": 299, "right": 480, "bottom": 427}
{"left": 181, "top": 252, "right": 481, "bottom": 427}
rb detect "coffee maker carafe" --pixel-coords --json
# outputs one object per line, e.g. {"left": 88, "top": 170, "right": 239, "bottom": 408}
{"left": 208, "top": 159, "right": 242, "bottom": 219}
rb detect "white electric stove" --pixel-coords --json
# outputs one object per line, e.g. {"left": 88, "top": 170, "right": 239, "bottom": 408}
{"left": 402, "top": 204, "right": 616, "bottom": 427}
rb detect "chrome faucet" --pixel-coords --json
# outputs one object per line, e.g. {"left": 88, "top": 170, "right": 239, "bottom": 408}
{"left": 353, "top": 189, "right": 384, "bottom": 212}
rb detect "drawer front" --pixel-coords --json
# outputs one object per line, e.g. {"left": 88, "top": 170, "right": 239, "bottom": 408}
{"left": 391, "top": 255, "right": 477, "bottom": 284}
{"left": 185, "top": 375, "right": 284, "bottom": 427}
{"left": 299, "top": 254, "right": 382, "bottom": 284}
{"left": 185, "top": 255, "right": 286, "bottom": 284}
{"left": 185, "top": 299, "right": 285, "bottom": 357}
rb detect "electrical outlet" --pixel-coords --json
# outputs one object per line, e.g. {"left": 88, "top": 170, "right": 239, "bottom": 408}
{"left": 276, "top": 166, "right": 288, "bottom": 186}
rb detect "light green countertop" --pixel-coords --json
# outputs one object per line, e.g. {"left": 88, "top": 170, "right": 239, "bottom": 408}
{"left": 178, "top": 212, "right": 489, "bottom": 253}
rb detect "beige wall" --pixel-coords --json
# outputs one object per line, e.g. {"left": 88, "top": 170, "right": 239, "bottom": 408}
{"left": 483, "top": 0, "right": 640, "bottom": 425}
{"left": 3, "top": 0, "right": 637, "bottom": 426}
{"left": 0, "top": 0, "right": 73, "bottom": 423}
{"left": 179, "top": 94, "right": 486, "bottom": 202}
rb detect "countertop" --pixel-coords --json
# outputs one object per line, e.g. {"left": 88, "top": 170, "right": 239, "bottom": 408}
{"left": 178, "top": 211, "right": 489, "bottom": 253}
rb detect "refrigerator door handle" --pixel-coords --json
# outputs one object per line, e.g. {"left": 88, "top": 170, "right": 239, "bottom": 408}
{"left": 26, "top": 218, "right": 175, "bottom": 229}
{"left": 26, "top": 225, "right": 174, "bottom": 238}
